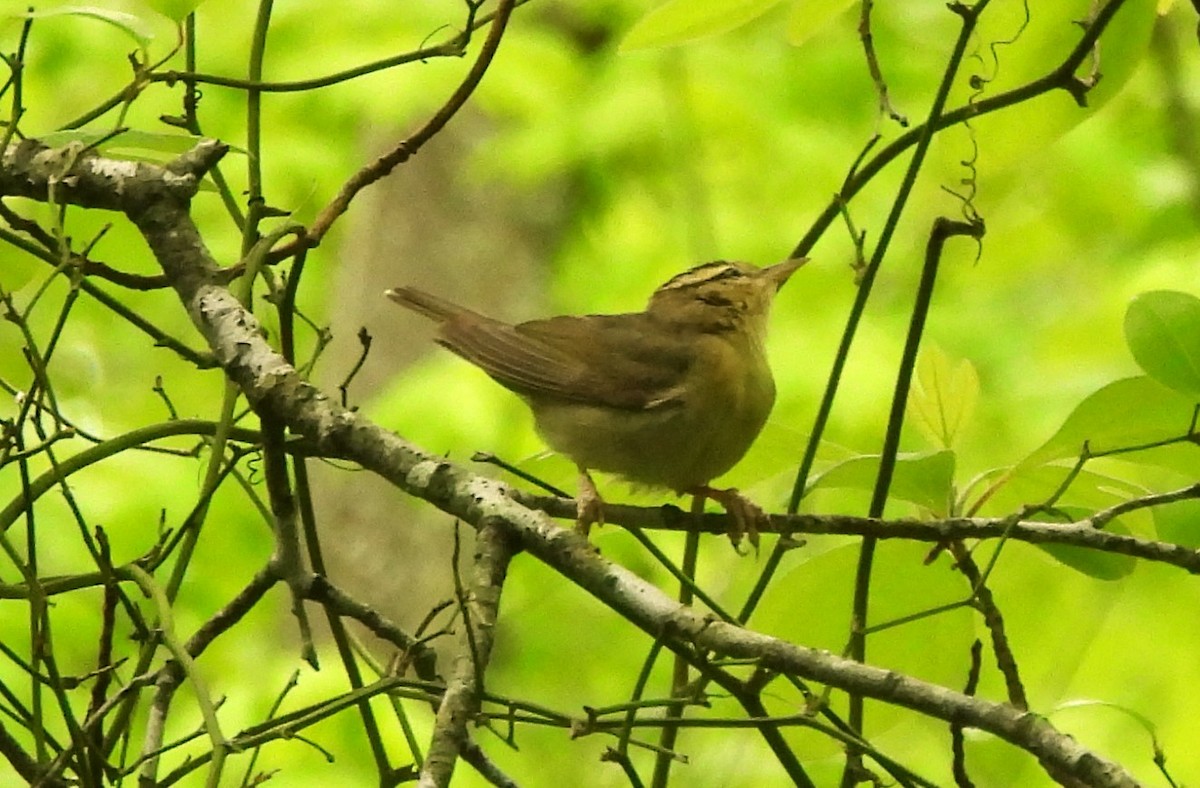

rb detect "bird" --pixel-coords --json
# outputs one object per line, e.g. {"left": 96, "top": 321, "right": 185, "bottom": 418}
{"left": 386, "top": 257, "right": 806, "bottom": 547}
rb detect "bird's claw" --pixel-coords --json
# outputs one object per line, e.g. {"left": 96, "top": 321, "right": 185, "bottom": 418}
{"left": 574, "top": 468, "right": 605, "bottom": 537}
{"left": 693, "top": 486, "right": 766, "bottom": 554}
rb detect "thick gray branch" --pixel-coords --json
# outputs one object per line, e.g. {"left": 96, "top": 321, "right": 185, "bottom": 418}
{"left": 1, "top": 138, "right": 225, "bottom": 214}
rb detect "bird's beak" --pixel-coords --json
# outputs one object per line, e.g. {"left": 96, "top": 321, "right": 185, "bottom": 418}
{"left": 764, "top": 256, "right": 809, "bottom": 290}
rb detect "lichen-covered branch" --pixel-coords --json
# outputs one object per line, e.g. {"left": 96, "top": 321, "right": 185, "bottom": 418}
{"left": 419, "top": 522, "right": 517, "bottom": 787}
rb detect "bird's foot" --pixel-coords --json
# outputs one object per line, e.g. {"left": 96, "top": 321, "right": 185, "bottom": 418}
{"left": 574, "top": 468, "right": 605, "bottom": 537}
{"left": 691, "top": 486, "right": 766, "bottom": 554}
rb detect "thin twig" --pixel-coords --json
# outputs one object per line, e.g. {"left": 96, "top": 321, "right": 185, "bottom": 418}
{"left": 951, "top": 640, "right": 982, "bottom": 788}
{"left": 859, "top": 0, "right": 908, "bottom": 127}
{"left": 650, "top": 503, "right": 701, "bottom": 788}
{"left": 305, "top": 0, "right": 518, "bottom": 246}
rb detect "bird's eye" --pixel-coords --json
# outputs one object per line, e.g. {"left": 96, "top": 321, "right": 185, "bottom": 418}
{"left": 699, "top": 292, "right": 733, "bottom": 307}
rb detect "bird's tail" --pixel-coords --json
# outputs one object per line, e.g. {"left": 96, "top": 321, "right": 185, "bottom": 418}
{"left": 385, "top": 287, "right": 469, "bottom": 323}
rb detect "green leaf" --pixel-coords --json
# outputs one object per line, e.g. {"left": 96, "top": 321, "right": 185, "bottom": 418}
{"left": 948, "top": 0, "right": 1157, "bottom": 173}
{"left": 785, "top": 0, "right": 857, "bottom": 46}
{"left": 144, "top": 0, "right": 205, "bottom": 22}
{"left": 0, "top": 255, "right": 39, "bottom": 294}
{"left": 1034, "top": 506, "right": 1136, "bottom": 581}
{"left": 906, "top": 343, "right": 979, "bottom": 450}
{"left": 756, "top": 541, "right": 975, "bottom": 706}
{"left": 37, "top": 129, "right": 206, "bottom": 157}
{"left": 810, "top": 450, "right": 955, "bottom": 515}
{"left": 1019, "top": 376, "right": 1197, "bottom": 469}
{"left": 1152, "top": 498, "right": 1200, "bottom": 549}
{"left": 1051, "top": 698, "right": 1162, "bottom": 741}
{"left": 13, "top": 6, "right": 155, "bottom": 54}
{"left": 1098, "top": 441, "right": 1200, "bottom": 478}
{"left": 973, "top": 463, "right": 1151, "bottom": 522}
{"left": 620, "top": 0, "right": 785, "bottom": 51}
{"left": 1124, "top": 290, "right": 1200, "bottom": 399}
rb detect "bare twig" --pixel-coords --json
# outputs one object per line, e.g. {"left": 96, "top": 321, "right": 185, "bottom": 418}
{"left": 951, "top": 640, "right": 982, "bottom": 788}
{"left": 259, "top": 415, "right": 318, "bottom": 668}
{"left": 339, "top": 327, "right": 373, "bottom": 408}
{"left": 947, "top": 541, "right": 1027, "bottom": 710}
{"left": 305, "top": 0, "right": 518, "bottom": 246}
{"left": 513, "top": 493, "right": 1200, "bottom": 575}
{"left": 1087, "top": 482, "right": 1200, "bottom": 530}
{"left": 650, "top": 505, "right": 701, "bottom": 788}
{"left": 858, "top": 0, "right": 908, "bottom": 127}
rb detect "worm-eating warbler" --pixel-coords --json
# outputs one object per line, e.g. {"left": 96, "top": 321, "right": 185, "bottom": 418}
{"left": 386, "top": 258, "right": 806, "bottom": 546}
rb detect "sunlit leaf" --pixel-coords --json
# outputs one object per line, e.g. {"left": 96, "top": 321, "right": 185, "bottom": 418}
{"left": 810, "top": 450, "right": 955, "bottom": 514}
{"left": 1034, "top": 506, "right": 1136, "bottom": 580}
{"left": 785, "top": 0, "right": 857, "bottom": 46}
{"left": 906, "top": 343, "right": 979, "bottom": 450}
{"left": 1124, "top": 290, "right": 1200, "bottom": 399}
{"left": 756, "top": 541, "right": 976, "bottom": 716}
{"left": 144, "top": 0, "right": 205, "bottom": 22}
{"left": 37, "top": 129, "right": 206, "bottom": 157}
{"left": 13, "top": 6, "right": 155, "bottom": 53}
{"left": 1019, "top": 377, "right": 1197, "bottom": 469}
{"left": 1095, "top": 441, "right": 1200, "bottom": 479}
{"left": 973, "top": 462, "right": 1151, "bottom": 523}
{"left": 0, "top": 255, "right": 39, "bottom": 294}
{"left": 1152, "top": 498, "right": 1200, "bottom": 549}
{"left": 620, "top": 0, "right": 785, "bottom": 51}
{"left": 951, "top": 0, "right": 1157, "bottom": 173}
{"left": 1051, "top": 698, "right": 1162, "bottom": 742}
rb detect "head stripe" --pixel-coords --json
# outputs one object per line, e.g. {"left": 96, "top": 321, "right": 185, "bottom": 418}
{"left": 657, "top": 261, "right": 742, "bottom": 292}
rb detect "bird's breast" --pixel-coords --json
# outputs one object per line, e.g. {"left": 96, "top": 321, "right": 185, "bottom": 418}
{"left": 529, "top": 333, "right": 776, "bottom": 492}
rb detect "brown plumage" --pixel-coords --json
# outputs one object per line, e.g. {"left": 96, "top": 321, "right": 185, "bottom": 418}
{"left": 387, "top": 258, "right": 806, "bottom": 546}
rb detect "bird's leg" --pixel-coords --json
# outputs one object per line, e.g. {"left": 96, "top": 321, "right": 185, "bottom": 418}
{"left": 575, "top": 466, "right": 605, "bottom": 536}
{"left": 689, "top": 486, "right": 767, "bottom": 553}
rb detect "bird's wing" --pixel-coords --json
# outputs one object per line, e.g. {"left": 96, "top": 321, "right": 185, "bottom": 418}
{"left": 438, "top": 313, "right": 693, "bottom": 411}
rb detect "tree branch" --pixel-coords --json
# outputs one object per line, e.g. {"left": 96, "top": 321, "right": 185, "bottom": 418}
{"left": 419, "top": 522, "right": 516, "bottom": 787}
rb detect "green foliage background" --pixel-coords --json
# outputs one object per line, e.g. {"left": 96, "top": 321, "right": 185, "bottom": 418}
{"left": 2, "top": 0, "right": 1199, "bottom": 785}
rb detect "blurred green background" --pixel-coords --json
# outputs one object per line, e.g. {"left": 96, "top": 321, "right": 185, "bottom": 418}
{"left": 2, "top": 0, "right": 1199, "bottom": 785}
